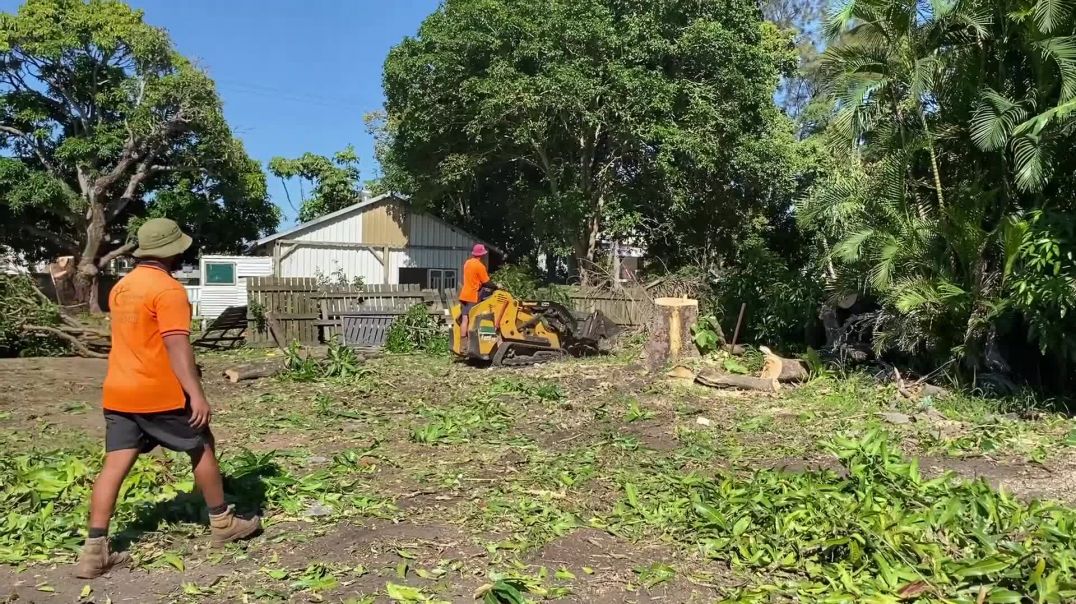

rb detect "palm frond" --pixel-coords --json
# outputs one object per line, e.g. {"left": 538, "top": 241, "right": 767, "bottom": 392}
{"left": 1010, "top": 135, "right": 1050, "bottom": 192}
{"left": 1037, "top": 37, "right": 1076, "bottom": 101}
{"left": 969, "top": 89, "right": 1029, "bottom": 151}
{"left": 833, "top": 228, "right": 876, "bottom": 263}
{"left": 1032, "top": 0, "right": 1074, "bottom": 33}
{"left": 999, "top": 215, "right": 1030, "bottom": 282}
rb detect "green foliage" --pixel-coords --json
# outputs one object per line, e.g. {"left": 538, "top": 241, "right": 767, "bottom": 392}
{"left": 385, "top": 304, "right": 448, "bottom": 355}
{"left": 0, "top": 444, "right": 392, "bottom": 564}
{"left": 248, "top": 299, "right": 268, "bottom": 334}
{"left": 314, "top": 266, "right": 365, "bottom": 289}
{"left": 612, "top": 429, "right": 1076, "bottom": 601}
{"left": 269, "top": 146, "right": 362, "bottom": 222}
{"left": 803, "top": 0, "right": 1076, "bottom": 386}
{"left": 691, "top": 315, "right": 725, "bottom": 355}
{"left": 283, "top": 338, "right": 372, "bottom": 382}
{"left": 715, "top": 238, "right": 824, "bottom": 349}
{"left": 479, "top": 580, "right": 529, "bottom": 604}
{"left": 0, "top": 274, "right": 66, "bottom": 357}
{"left": 0, "top": 0, "right": 278, "bottom": 293}
{"left": 410, "top": 398, "right": 513, "bottom": 445}
{"left": 380, "top": 0, "right": 795, "bottom": 268}
{"left": 490, "top": 265, "right": 569, "bottom": 306}
{"left": 487, "top": 377, "right": 564, "bottom": 402}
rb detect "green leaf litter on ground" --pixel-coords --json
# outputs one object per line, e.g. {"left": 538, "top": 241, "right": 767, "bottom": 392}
{"left": 608, "top": 429, "right": 1076, "bottom": 602}
{"left": 0, "top": 445, "right": 395, "bottom": 564}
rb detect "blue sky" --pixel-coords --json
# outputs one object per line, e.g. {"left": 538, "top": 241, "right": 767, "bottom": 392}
{"left": 1, "top": 0, "right": 441, "bottom": 228}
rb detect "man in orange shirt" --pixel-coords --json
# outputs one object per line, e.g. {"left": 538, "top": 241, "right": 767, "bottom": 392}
{"left": 76, "top": 218, "right": 260, "bottom": 579}
{"left": 458, "top": 244, "right": 497, "bottom": 343}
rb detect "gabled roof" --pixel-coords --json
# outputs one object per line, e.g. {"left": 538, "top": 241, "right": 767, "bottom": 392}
{"left": 252, "top": 192, "right": 499, "bottom": 254}
{"left": 253, "top": 192, "right": 403, "bottom": 248}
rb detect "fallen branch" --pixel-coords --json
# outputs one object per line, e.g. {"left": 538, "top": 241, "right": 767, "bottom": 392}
{"left": 22, "top": 324, "right": 108, "bottom": 359}
{"left": 696, "top": 369, "right": 780, "bottom": 393}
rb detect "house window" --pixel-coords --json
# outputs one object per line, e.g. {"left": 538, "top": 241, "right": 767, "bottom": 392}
{"left": 397, "top": 268, "right": 458, "bottom": 290}
{"left": 204, "top": 261, "right": 237, "bottom": 286}
{"left": 430, "top": 268, "right": 457, "bottom": 291}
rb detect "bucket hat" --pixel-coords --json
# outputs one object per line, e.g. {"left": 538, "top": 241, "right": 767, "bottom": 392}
{"left": 132, "top": 218, "right": 193, "bottom": 259}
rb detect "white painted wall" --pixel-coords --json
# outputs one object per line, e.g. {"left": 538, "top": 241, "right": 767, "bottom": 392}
{"left": 291, "top": 210, "right": 363, "bottom": 242}
{"left": 197, "top": 255, "right": 273, "bottom": 320}
{"left": 409, "top": 213, "right": 476, "bottom": 248}
{"left": 278, "top": 245, "right": 385, "bottom": 285}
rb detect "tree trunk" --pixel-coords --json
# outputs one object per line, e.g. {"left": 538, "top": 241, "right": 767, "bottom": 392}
{"left": 75, "top": 202, "right": 108, "bottom": 313}
{"left": 644, "top": 297, "right": 700, "bottom": 371}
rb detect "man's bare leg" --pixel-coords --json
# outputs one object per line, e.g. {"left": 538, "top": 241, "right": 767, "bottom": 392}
{"left": 88, "top": 449, "right": 141, "bottom": 532}
{"left": 189, "top": 442, "right": 225, "bottom": 510}
{"left": 77, "top": 449, "right": 140, "bottom": 579}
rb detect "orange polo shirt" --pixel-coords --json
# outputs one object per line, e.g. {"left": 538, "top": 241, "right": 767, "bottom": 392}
{"left": 102, "top": 264, "right": 192, "bottom": 413}
{"left": 460, "top": 257, "right": 490, "bottom": 303}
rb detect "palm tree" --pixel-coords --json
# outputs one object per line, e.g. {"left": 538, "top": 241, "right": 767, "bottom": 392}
{"left": 805, "top": 0, "right": 1076, "bottom": 381}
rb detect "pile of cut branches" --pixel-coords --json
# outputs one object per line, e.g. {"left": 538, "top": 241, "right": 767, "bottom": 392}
{"left": 0, "top": 275, "right": 110, "bottom": 358}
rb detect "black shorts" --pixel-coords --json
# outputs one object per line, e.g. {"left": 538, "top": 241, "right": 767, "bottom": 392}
{"left": 104, "top": 403, "right": 213, "bottom": 454}
{"left": 460, "top": 302, "right": 476, "bottom": 319}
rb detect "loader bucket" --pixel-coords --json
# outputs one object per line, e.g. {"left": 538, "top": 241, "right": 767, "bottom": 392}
{"left": 575, "top": 310, "right": 621, "bottom": 349}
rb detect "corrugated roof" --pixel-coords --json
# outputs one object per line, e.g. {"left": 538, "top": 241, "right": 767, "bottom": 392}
{"left": 252, "top": 192, "right": 500, "bottom": 255}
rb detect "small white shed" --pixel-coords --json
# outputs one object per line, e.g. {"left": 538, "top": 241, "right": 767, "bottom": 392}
{"left": 186, "top": 255, "right": 273, "bottom": 321}
{"left": 251, "top": 193, "right": 494, "bottom": 289}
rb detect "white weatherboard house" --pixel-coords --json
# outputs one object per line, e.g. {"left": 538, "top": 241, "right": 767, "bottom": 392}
{"left": 251, "top": 193, "right": 491, "bottom": 290}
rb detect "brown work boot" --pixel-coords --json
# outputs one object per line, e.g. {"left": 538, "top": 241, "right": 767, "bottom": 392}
{"left": 209, "top": 505, "right": 261, "bottom": 547}
{"left": 74, "top": 537, "right": 129, "bottom": 579}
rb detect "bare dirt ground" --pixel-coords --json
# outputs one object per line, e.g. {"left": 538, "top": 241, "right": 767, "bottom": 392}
{"left": 1, "top": 350, "right": 1074, "bottom": 603}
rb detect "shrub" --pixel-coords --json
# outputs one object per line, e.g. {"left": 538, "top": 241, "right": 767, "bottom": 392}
{"left": 385, "top": 304, "right": 448, "bottom": 354}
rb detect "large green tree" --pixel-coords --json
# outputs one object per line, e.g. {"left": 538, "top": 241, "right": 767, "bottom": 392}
{"left": 378, "top": 0, "right": 797, "bottom": 279}
{"left": 268, "top": 146, "right": 362, "bottom": 223}
{"left": 0, "top": 0, "right": 278, "bottom": 311}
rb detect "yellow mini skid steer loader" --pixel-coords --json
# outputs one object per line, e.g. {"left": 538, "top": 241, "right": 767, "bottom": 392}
{"left": 450, "top": 287, "right": 620, "bottom": 366}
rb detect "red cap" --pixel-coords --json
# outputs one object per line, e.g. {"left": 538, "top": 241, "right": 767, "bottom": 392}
{"left": 472, "top": 244, "right": 488, "bottom": 257}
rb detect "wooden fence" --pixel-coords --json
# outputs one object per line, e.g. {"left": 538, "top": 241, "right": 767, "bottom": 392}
{"left": 245, "top": 277, "right": 652, "bottom": 346}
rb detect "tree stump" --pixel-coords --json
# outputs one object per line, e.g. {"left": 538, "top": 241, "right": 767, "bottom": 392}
{"left": 759, "top": 346, "right": 809, "bottom": 383}
{"left": 644, "top": 297, "right": 700, "bottom": 371}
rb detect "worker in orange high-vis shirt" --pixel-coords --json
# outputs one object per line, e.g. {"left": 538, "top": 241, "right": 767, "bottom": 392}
{"left": 458, "top": 244, "right": 499, "bottom": 345}
{"left": 75, "top": 218, "right": 261, "bottom": 580}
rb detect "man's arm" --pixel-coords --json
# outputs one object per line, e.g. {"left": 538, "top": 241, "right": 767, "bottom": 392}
{"left": 163, "top": 334, "right": 211, "bottom": 429}
{"left": 156, "top": 287, "right": 210, "bottom": 429}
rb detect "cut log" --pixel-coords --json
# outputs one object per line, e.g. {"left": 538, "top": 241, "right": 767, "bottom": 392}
{"left": 644, "top": 297, "right": 700, "bottom": 371}
{"left": 696, "top": 369, "right": 780, "bottom": 393}
{"left": 224, "top": 361, "right": 285, "bottom": 383}
{"left": 759, "top": 346, "right": 809, "bottom": 383}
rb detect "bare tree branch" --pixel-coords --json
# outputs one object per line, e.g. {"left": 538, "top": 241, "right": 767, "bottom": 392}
{"left": 0, "top": 124, "right": 61, "bottom": 177}
{"left": 21, "top": 324, "right": 108, "bottom": 359}
{"left": 96, "top": 241, "right": 137, "bottom": 268}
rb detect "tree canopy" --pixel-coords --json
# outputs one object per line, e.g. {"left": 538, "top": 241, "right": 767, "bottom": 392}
{"left": 0, "top": 0, "right": 278, "bottom": 309}
{"left": 268, "top": 146, "right": 362, "bottom": 223}
{"left": 378, "top": 0, "right": 801, "bottom": 276}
